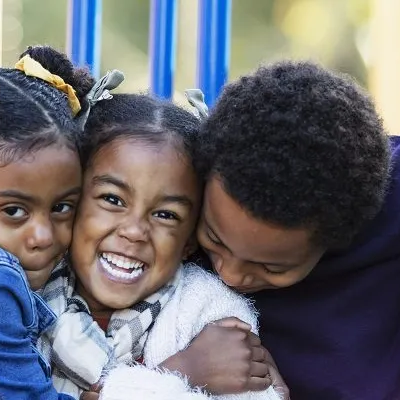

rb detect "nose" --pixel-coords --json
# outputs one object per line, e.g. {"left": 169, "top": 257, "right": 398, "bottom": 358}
{"left": 212, "top": 254, "right": 247, "bottom": 288}
{"left": 26, "top": 217, "right": 54, "bottom": 251}
{"left": 118, "top": 215, "right": 149, "bottom": 243}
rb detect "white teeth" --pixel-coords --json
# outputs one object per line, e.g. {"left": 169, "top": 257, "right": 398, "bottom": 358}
{"left": 100, "top": 257, "right": 144, "bottom": 280}
{"left": 100, "top": 253, "right": 144, "bottom": 270}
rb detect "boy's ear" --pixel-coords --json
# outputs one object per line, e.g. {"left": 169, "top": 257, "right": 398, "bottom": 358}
{"left": 182, "top": 234, "right": 198, "bottom": 261}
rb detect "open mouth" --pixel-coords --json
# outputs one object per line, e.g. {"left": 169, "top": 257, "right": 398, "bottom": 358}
{"left": 99, "top": 252, "right": 146, "bottom": 281}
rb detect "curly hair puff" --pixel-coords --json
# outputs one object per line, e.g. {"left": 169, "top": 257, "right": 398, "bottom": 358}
{"left": 197, "top": 61, "right": 390, "bottom": 248}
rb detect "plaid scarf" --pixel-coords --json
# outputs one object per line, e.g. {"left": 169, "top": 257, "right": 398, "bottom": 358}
{"left": 38, "top": 258, "right": 181, "bottom": 396}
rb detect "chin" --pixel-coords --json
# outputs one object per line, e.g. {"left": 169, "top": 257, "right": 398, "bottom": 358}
{"left": 98, "top": 296, "right": 138, "bottom": 311}
{"left": 26, "top": 270, "right": 53, "bottom": 290}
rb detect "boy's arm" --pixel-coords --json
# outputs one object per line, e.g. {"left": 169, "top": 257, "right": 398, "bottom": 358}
{"left": 0, "top": 267, "right": 74, "bottom": 400}
{"left": 159, "top": 317, "right": 272, "bottom": 393}
{"left": 148, "top": 265, "right": 289, "bottom": 399}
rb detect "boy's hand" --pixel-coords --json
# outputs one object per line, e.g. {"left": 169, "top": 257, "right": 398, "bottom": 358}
{"left": 161, "top": 317, "right": 289, "bottom": 397}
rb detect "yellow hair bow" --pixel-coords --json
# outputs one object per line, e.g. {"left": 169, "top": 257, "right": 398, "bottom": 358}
{"left": 15, "top": 54, "right": 81, "bottom": 116}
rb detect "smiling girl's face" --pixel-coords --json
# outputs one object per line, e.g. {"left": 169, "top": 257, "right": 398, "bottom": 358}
{"left": 71, "top": 137, "right": 201, "bottom": 312}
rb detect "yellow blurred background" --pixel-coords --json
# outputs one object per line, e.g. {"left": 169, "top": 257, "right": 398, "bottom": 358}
{"left": 1, "top": 0, "right": 399, "bottom": 133}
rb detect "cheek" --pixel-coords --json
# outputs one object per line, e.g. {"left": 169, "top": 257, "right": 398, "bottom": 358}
{"left": 159, "top": 230, "right": 185, "bottom": 257}
{"left": 291, "top": 265, "right": 316, "bottom": 284}
{"left": 152, "top": 230, "right": 188, "bottom": 273}
{"left": 74, "top": 199, "right": 113, "bottom": 242}
{"left": 267, "top": 267, "right": 314, "bottom": 288}
{"left": 71, "top": 203, "right": 105, "bottom": 267}
{"left": 53, "top": 222, "right": 74, "bottom": 250}
{"left": 0, "top": 226, "right": 24, "bottom": 255}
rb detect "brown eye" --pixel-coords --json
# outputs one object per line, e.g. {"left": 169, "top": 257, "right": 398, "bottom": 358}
{"left": 153, "top": 210, "right": 179, "bottom": 220}
{"left": 4, "top": 206, "right": 27, "bottom": 218}
{"left": 52, "top": 203, "right": 73, "bottom": 214}
{"left": 102, "top": 194, "right": 123, "bottom": 207}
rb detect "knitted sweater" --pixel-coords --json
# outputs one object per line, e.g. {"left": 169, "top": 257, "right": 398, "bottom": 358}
{"left": 100, "top": 264, "right": 283, "bottom": 400}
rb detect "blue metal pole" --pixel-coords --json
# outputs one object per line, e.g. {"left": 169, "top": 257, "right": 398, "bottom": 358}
{"left": 149, "top": 0, "right": 178, "bottom": 99}
{"left": 85, "top": 0, "right": 102, "bottom": 78}
{"left": 67, "top": 0, "right": 102, "bottom": 78}
{"left": 68, "top": 0, "right": 84, "bottom": 67}
{"left": 197, "top": 0, "right": 232, "bottom": 107}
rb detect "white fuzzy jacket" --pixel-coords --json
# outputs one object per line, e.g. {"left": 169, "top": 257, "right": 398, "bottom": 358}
{"left": 100, "top": 264, "right": 283, "bottom": 400}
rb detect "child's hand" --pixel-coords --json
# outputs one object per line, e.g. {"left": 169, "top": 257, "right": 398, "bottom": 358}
{"left": 213, "top": 318, "right": 289, "bottom": 398}
{"left": 252, "top": 339, "right": 290, "bottom": 400}
{"left": 161, "top": 317, "right": 289, "bottom": 396}
{"left": 80, "top": 382, "right": 102, "bottom": 400}
{"left": 80, "top": 391, "right": 100, "bottom": 400}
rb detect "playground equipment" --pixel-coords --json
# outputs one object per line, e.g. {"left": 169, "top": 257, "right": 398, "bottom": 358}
{"left": 67, "top": 0, "right": 231, "bottom": 106}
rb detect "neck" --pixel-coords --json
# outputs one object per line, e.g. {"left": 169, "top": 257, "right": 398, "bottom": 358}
{"left": 92, "top": 309, "right": 113, "bottom": 319}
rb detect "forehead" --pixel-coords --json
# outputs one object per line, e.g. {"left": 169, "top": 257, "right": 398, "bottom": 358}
{"left": 0, "top": 146, "right": 80, "bottom": 198}
{"left": 204, "top": 176, "right": 314, "bottom": 263}
{"left": 88, "top": 138, "right": 199, "bottom": 194}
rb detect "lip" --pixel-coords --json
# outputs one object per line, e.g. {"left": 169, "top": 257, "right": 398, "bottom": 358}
{"left": 97, "top": 254, "right": 147, "bottom": 285}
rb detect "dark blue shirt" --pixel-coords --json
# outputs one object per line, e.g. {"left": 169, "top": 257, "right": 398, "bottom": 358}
{"left": 0, "top": 248, "right": 74, "bottom": 400}
{"left": 253, "top": 136, "right": 400, "bottom": 399}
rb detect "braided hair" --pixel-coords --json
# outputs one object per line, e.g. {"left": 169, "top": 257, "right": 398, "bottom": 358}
{"left": 0, "top": 45, "right": 94, "bottom": 163}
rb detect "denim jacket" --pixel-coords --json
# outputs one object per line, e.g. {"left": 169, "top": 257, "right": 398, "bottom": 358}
{"left": 0, "top": 248, "right": 75, "bottom": 399}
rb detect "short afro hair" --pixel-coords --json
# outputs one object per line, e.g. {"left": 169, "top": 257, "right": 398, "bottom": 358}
{"left": 198, "top": 61, "right": 390, "bottom": 248}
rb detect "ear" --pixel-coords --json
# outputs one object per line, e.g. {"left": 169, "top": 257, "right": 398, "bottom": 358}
{"left": 182, "top": 234, "right": 198, "bottom": 261}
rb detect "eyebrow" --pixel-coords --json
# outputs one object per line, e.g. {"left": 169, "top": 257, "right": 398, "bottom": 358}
{"left": 92, "top": 175, "right": 130, "bottom": 191}
{"left": 0, "top": 187, "right": 81, "bottom": 204}
{"left": 56, "top": 187, "right": 81, "bottom": 201}
{"left": 205, "top": 220, "right": 294, "bottom": 268}
{"left": 161, "top": 195, "right": 193, "bottom": 209}
{"left": 0, "top": 190, "right": 35, "bottom": 202}
{"left": 92, "top": 175, "right": 193, "bottom": 208}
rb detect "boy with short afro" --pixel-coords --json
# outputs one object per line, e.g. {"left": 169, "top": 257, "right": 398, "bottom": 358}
{"left": 195, "top": 60, "right": 399, "bottom": 399}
